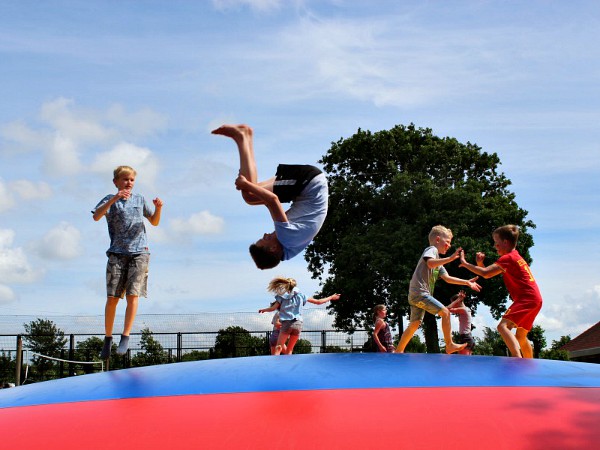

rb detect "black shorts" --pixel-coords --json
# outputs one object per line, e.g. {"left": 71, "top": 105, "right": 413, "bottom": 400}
{"left": 273, "top": 164, "right": 322, "bottom": 203}
{"left": 456, "top": 333, "right": 476, "bottom": 351}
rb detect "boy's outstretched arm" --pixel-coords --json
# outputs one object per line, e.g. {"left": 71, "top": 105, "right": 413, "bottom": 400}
{"left": 426, "top": 247, "right": 462, "bottom": 269}
{"left": 439, "top": 274, "right": 482, "bottom": 292}
{"left": 235, "top": 174, "right": 287, "bottom": 222}
{"left": 459, "top": 250, "right": 503, "bottom": 279}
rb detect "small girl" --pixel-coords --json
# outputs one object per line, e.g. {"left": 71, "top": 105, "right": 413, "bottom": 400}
{"left": 372, "top": 305, "right": 395, "bottom": 353}
{"left": 259, "top": 276, "right": 341, "bottom": 355}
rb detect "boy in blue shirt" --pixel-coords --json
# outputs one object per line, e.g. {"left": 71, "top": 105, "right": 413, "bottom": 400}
{"left": 92, "top": 165, "right": 163, "bottom": 359}
{"left": 212, "top": 124, "right": 328, "bottom": 269}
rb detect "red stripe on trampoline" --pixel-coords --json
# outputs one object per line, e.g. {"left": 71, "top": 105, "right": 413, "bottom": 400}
{"left": 2, "top": 387, "right": 599, "bottom": 449}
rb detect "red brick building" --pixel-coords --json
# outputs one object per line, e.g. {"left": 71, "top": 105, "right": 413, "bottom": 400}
{"left": 561, "top": 321, "right": 600, "bottom": 363}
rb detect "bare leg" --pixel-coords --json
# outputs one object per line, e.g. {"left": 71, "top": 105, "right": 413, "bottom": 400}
{"left": 274, "top": 331, "right": 290, "bottom": 356}
{"left": 516, "top": 327, "right": 533, "bottom": 358}
{"left": 439, "top": 308, "right": 467, "bottom": 354}
{"left": 285, "top": 335, "right": 300, "bottom": 355}
{"left": 122, "top": 295, "right": 139, "bottom": 336}
{"left": 104, "top": 296, "right": 120, "bottom": 336}
{"left": 498, "top": 320, "right": 522, "bottom": 357}
{"left": 395, "top": 320, "right": 421, "bottom": 353}
{"left": 212, "top": 124, "right": 257, "bottom": 183}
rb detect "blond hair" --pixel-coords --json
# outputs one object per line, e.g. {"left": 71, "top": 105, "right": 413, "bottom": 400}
{"left": 493, "top": 224, "right": 519, "bottom": 247}
{"left": 428, "top": 225, "right": 453, "bottom": 245}
{"left": 373, "top": 304, "right": 387, "bottom": 321}
{"left": 113, "top": 165, "right": 137, "bottom": 180}
{"left": 267, "top": 277, "right": 297, "bottom": 296}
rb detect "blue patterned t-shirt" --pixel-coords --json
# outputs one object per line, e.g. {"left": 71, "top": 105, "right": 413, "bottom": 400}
{"left": 93, "top": 193, "right": 153, "bottom": 255}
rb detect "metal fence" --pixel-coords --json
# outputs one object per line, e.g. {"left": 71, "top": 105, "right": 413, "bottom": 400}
{"left": 1, "top": 328, "right": 372, "bottom": 386}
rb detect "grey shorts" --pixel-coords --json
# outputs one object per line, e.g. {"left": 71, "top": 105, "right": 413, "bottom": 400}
{"left": 280, "top": 319, "right": 303, "bottom": 336}
{"left": 106, "top": 253, "right": 149, "bottom": 298}
{"left": 408, "top": 294, "right": 444, "bottom": 322}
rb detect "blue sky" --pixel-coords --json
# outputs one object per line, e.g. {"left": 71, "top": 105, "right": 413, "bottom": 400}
{"left": 1, "top": 0, "right": 599, "bottom": 344}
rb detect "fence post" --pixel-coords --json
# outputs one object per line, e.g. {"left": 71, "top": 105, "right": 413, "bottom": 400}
{"left": 321, "top": 330, "right": 327, "bottom": 353}
{"left": 15, "top": 335, "right": 22, "bottom": 386}
{"left": 69, "top": 334, "right": 75, "bottom": 377}
{"left": 177, "top": 332, "right": 182, "bottom": 362}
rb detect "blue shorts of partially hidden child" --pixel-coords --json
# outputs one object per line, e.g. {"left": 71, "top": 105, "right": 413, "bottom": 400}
{"left": 280, "top": 319, "right": 303, "bottom": 336}
{"left": 106, "top": 253, "right": 149, "bottom": 298}
{"left": 269, "top": 329, "right": 280, "bottom": 347}
{"left": 456, "top": 333, "right": 475, "bottom": 351}
{"left": 408, "top": 294, "right": 444, "bottom": 322}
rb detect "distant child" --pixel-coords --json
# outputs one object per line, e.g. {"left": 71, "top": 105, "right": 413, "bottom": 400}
{"left": 92, "top": 165, "right": 163, "bottom": 359}
{"left": 395, "top": 225, "right": 482, "bottom": 354}
{"left": 446, "top": 290, "right": 474, "bottom": 355}
{"left": 259, "top": 277, "right": 340, "bottom": 355}
{"left": 212, "top": 124, "right": 328, "bottom": 269}
{"left": 268, "top": 306, "right": 287, "bottom": 355}
{"left": 373, "top": 305, "right": 395, "bottom": 353}
{"left": 459, "top": 225, "right": 542, "bottom": 358}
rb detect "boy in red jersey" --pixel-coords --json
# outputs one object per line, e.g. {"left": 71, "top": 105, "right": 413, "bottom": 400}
{"left": 459, "top": 225, "right": 542, "bottom": 358}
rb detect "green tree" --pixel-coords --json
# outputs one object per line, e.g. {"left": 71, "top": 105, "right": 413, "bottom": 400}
{"left": 213, "top": 326, "right": 269, "bottom": 358}
{"left": 1, "top": 351, "right": 16, "bottom": 385}
{"left": 23, "top": 319, "right": 68, "bottom": 381}
{"left": 131, "top": 328, "right": 169, "bottom": 367}
{"left": 473, "top": 327, "right": 508, "bottom": 356}
{"left": 540, "top": 335, "right": 571, "bottom": 361}
{"left": 181, "top": 350, "right": 210, "bottom": 361}
{"left": 528, "top": 325, "right": 547, "bottom": 358}
{"left": 294, "top": 338, "right": 313, "bottom": 354}
{"left": 306, "top": 124, "right": 534, "bottom": 351}
{"left": 75, "top": 336, "right": 105, "bottom": 374}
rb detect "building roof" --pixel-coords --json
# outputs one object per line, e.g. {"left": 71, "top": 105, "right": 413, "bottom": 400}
{"left": 561, "top": 321, "right": 600, "bottom": 357}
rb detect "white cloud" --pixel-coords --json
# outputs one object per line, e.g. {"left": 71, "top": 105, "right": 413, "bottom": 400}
{"left": 0, "top": 180, "right": 16, "bottom": 213}
{"left": 0, "top": 284, "right": 15, "bottom": 304}
{"left": 40, "top": 97, "right": 114, "bottom": 143}
{"left": 170, "top": 211, "right": 225, "bottom": 236}
{"left": 0, "top": 229, "right": 39, "bottom": 283}
{"left": 9, "top": 179, "right": 52, "bottom": 200}
{"left": 105, "top": 104, "right": 168, "bottom": 137}
{"left": 535, "top": 286, "right": 600, "bottom": 340}
{"left": 32, "top": 222, "right": 83, "bottom": 260}
{"left": 211, "top": 0, "right": 283, "bottom": 13}
{"left": 89, "top": 142, "right": 160, "bottom": 188}
{"left": 43, "top": 131, "right": 83, "bottom": 176}
{"left": 0, "top": 120, "right": 46, "bottom": 153}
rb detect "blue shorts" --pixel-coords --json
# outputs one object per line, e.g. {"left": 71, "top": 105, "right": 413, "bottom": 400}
{"left": 408, "top": 294, "right": 444, "bottom": 322}
{"left": 269, "top": 329, "right": 280, "bottom": 347}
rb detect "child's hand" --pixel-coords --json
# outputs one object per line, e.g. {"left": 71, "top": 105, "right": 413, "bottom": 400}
{"left": 466, "top": 276, "right": 482, "bottom": 292}
{"left": 117, "top": 188, "right": 131, "bottom": 200}
{"left": 235, "top": 174, "right": 249, "bottom": 190}
{"left": 258, "top": 309, "right": 265, "bottom": 314}
{"left": 458, "top": 250, "right": 467, "bottom": 265}
{"left": 153, "top": 197, "right": 163, "bottom": 208}
{"left": 451, "top": 247, "right": 463, "bottom": 261}
{"left": 329, "top": 294, "right": 341, "bottom": 301}
{"left": 476, "top": 252, "right": 486, "bottom": 265}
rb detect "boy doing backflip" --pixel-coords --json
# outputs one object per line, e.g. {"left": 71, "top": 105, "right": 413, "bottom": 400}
{"left": 396, "top": 225, "right": 482, "bottom": 354}
{"left": 459, "top": 225, "right": 542, "bottom": 358}
{"left": 212, "top": 124, "right": 328, "bottom": 269}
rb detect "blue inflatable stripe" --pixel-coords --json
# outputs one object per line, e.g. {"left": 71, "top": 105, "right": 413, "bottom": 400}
{"left": 2, "top": 353, "right": 600, "bottom": 409}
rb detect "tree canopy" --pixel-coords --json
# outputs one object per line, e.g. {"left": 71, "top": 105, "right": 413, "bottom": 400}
{"left": 306, "top": 124, "right": 535, "bottom": 349}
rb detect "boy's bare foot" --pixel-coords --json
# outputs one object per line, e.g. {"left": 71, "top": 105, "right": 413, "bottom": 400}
{"left": 445, "top": 342, "right": 468, "bottom": 354}
{"left": 211, "top": 124, "right": 253, "bottom": 143}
